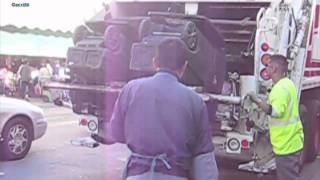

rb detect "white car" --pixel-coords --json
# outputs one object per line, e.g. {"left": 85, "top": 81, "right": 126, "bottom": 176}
{"left": 0, "top": 97, "right": 47, "bottom": 160}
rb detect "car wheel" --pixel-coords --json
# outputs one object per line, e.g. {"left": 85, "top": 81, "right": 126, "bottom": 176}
{"left": 42, "top": 95, "right": 50, "bottom": 103}
{"left": 0, "top": 117, "right": 33, "bottom": 161}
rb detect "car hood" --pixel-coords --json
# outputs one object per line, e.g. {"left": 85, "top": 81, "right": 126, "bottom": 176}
{"left": 0, "top": 97, "right": 43, "bottom": 114}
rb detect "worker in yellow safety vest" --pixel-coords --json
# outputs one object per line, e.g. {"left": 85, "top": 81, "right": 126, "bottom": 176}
{"left": 248, "top": 54, "right": 304, "bottom": 180}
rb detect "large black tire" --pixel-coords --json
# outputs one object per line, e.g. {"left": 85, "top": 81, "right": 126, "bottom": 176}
{"left": 73, "top": 25, "right": 90, "bottom": 45}
{"left": 0, "top": 117, "right": 33, "bottom": 161}
{"left": 301, "top": 100, "right": 320, "bottom": 163}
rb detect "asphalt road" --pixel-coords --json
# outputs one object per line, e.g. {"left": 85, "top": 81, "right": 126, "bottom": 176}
{"left": 0, "top": 99, "right": 319, "bottom": 180}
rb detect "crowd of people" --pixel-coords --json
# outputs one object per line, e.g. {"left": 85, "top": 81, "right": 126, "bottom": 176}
{"left": 0, "top": 58, "right": 68, "bottom": 101}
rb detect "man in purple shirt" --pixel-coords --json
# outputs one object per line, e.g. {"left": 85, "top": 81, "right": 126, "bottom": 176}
{"left": 109, "top": 38, "right": 218, "bottom": 180}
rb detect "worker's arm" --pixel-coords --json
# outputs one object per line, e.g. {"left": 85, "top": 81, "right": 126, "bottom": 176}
{"left": 267, "top": 87, "right": 289, "bottom": 118}
{"left": 192, "top": 101, "right": 218, "bottom": 180}
{"left": 108, "top": 84, "right": 131, "bottom": 144}
{"left": 248, "top": 92, "right": 272, "bottom": 115}
{"left": 248, "top": 87, "right": 289, "bottom": 118}
{"left": 193, "top": 102, "right": 215, "bottom": 156}
{"left": 257, "top": 101, "right": 272, "bottom": 115}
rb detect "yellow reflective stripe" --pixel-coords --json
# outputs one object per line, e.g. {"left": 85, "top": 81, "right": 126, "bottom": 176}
{"left": 269, "top": 116, "right": 299, "bottom": 126}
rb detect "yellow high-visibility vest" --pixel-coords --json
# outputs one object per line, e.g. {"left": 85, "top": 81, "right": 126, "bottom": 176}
{"left": 268, "top": 78, "right": 304, "bottom": 155}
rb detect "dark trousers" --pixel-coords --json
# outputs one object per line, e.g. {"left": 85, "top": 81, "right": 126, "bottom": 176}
{"left": 0, "top": 80, "right": 4, "bottom": 94}
{"left": 275, "top": 151, "right": 302, "bottom": 180}
{"left": 20, "top": 81, "right": 31, "bottom": 98}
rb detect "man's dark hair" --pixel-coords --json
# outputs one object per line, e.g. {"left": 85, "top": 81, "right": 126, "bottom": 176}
{"left": 155, "top": 38, "right": 187, "bottom": 70}
{"left": 270, "top": 54, "right": 288, "bottom": 74}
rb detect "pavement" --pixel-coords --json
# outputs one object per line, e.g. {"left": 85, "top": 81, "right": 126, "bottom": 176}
{"left": 0, "top": 98, "right": 319, "bottom": 180}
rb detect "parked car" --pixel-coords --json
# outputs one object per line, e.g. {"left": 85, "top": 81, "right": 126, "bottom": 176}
{"left": 0, "top": 97, "right": 47, "bottom": 160}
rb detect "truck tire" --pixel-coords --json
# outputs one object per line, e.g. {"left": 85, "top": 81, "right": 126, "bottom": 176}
{"left": 301, "top": 100, "right": 320, "bottom": 163}
{"left": 0, "top": 117, "right": 33, "bottom": 161}
{"left": 73, "top": 25, "right": 90, "bottom": 45}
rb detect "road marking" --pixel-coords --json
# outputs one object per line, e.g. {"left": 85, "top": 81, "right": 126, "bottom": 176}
{"left": 48, "top": 121, "right": 78, "bottom": 127}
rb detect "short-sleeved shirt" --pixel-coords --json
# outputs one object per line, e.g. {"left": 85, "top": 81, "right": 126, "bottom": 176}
{"left": 39, "top": 67, "right": 51, "bottom": 83}
{"left": 18, "top": 64, "right": 32, "bottom": 82}
{"left": 110, "top": 71, "right": 214, "bottom": 177}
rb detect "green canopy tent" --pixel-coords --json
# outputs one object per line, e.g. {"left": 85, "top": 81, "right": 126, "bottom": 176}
{"left": 0, "top": 30, "right": 73, "bottom": 58}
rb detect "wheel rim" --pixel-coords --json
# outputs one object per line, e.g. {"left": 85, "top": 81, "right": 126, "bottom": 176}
{"left": 7, "top": 124, "right": 29, "bottom": 155}
{"left": 185, "top": 22, "right": 198, "bottom": 50}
